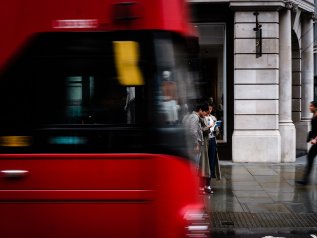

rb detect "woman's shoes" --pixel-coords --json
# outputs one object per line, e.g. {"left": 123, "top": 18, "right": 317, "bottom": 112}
{"left": 199, "top": 186, "right": 214, "bottom": 194}
{"left": 204, "top": 186, "right": 214, "bottom": 194}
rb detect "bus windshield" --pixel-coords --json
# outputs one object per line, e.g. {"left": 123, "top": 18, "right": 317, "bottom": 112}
{"left": 0, "top": 31, "right": 197, "bottom": 154}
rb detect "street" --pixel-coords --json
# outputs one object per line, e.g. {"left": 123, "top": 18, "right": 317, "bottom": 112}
{"left": 206, "top": 155, "right": 317, "bottom": 237}
{"left": 213, "top": 234, "right": 317, "bottom": 238}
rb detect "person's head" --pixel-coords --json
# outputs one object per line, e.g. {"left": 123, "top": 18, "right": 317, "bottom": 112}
{"left": 208, "top": 104, "right": 213, "bottom": 115}
{"left": 310, "top": 101, "right": 317, "bottom": 113}
{"left": 195, "top": 102, "right": 209, "bottom": 117}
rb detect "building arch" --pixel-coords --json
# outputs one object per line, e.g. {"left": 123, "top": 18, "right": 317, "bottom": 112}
{"left": 291, "top": 30, "right": 303, "bottom": 153}
{"left": 292, "top": 31, "right": 301, "bottom": 124}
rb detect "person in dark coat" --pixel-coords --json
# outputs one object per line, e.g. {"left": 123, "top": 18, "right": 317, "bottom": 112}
{"left": 296, "top": 101, "right": 317, "bottom": 185}
{"left": 200, "top": 111, "right": 213, "bottom": 194}
{"left": 205, "top": 104, "right": 221, "bottom": 181}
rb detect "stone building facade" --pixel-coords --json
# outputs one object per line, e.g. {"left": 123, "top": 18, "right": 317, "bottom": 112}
{"left": 189, "top": 0, "right": 315, "bottom": 163}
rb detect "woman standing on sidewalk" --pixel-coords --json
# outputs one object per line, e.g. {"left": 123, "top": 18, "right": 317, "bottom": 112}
{"left": 206, "top": 104, "right": 221, "bottom": 180}
{"left": 296, "top": 101, "right": 317, "bottom": 185}
{"left": 200, "top": 106, "right": 213, "bottom": 194}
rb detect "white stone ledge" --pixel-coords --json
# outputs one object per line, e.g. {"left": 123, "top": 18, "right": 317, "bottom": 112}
{"left": 235, "top": 115, "right": 279, "bottom": 130}
{"left": 235, "top": 39, "right": 279, "bottom": 54}
{"left": 235, "top": 100, "right": 278, "bottom": 114}
{"left": 235, "top": 54, "right": 279, "bottom": 69}
{"left": 235, "top": 12, "right": 279, "bottom": 23}
{"left": 232, "top": 130, "right": 281, "bottom": 163}
{"left": 235, "top": 69, "right": 278, "bottom": 84}
{"left": 235, "top": 84, "right": 278, "bottom": 99}
{"left": 235, "top": 23, "right": 279, "bottom": 38}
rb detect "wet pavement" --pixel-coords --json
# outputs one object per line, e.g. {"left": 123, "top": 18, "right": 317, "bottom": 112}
{"left": 205, "top": 155, "right": 317, "bottom": 236}
{"left": 212, "top": 234, "right": 317, "bottom": 238}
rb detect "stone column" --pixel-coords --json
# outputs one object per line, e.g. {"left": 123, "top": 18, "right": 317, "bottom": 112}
{"left": 232, "top": 11, "right": 281, "bottom": 163}
{"left": 279, "top": 6, "right": 296, "bottom": 162}
{"left": 296, "top": 14, "right": 314, "bottom": 151}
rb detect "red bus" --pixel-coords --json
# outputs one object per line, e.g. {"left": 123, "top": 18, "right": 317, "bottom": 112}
{"left": 0, "top": 1, "right": 208, "bottom": 238}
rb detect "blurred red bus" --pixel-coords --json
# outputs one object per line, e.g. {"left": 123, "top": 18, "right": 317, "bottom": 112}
{"left": 0, "top": 1, "right": 208, "bottom": 238}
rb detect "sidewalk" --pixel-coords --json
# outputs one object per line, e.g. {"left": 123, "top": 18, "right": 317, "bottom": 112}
{"left": 205, "top": 155, "right": 317, "bottom": 235}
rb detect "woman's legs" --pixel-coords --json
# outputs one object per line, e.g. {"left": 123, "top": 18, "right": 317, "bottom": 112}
{"left": 208, "top": 137, "right": 217, "bottom": 178}
{"left": 205, "top": 177, "right": 210, "bottom": 187}
{"left": 198, "top": 177, "right": 213, "bottom": 194}
{"left": 303, "top": 143, "right": 317, "bottom": 182}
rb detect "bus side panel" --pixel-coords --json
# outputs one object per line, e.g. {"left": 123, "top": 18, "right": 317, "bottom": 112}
{"left": 0, "top": 202, "right": 153, "bottom": 238}
{"left": 0, "top": 154, "right": 156, "bottom": 238}
{"left": 0, "top": 154, "right": 202, "bottom": 238}
{"left": 155, "top": 155, "right": 202, "bottom": 238}
{"left": 0, "top": 156, "right": 153, "bottom": 190}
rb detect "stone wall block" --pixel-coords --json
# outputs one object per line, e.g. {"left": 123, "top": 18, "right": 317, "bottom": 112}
{"left": 232, "top": 130, "right": 281, "bottom": 163}
{"left": 235, "top": 100, "right": 278, "bottom": 114}
{"left": 235, "top": 39, "right": 279, "bottom": 54}
{"left": 234, "top": 23, "right": 279, "bottom": 38}
{"left": 235, "top": 85, "right": 278, "bottom": 99}
{"left": 235, "top": 69, "right": 278, "bottom": 84}
{"left": 235, "top": 12, "right": 278, "bottom": 23}
{"left": 235, "top": 54, "right": 279, "bottom": 68}
{"left": 235, "top": 115, "right": 279, "bottom": 130}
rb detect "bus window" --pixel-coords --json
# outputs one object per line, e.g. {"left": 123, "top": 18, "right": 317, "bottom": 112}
{"left": 0, "top": 32, "right": 148, "bottom": 153}
{"left": 0, "top": 33, "right": 146, "bottom": 127}
{"left": 0, "top": 31, "right": 195, "bottom": 156}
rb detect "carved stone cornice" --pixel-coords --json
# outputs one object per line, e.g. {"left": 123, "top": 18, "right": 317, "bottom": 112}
{"left": 291, "top": 3, "right": 299, "bottom": 12}
{"left": 229, "top": 1, "right": 285, "bottom": 11}
{"left": 188, "top": 0, "right": 315, "bottom": 13}
{"left": 284, "top": 0, "right": 293, "bottom": 10}
{"left": 282, "top": 0, "right": 314, "bottom": 12}
{"left": 283, "top": 1, "right": 300, "bottom": 13}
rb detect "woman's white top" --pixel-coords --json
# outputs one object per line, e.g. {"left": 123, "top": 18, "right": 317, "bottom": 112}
{"left": 205, "top": 115, "right": 217, "bottom": 139}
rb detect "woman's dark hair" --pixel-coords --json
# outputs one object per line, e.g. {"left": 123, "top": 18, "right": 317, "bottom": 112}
{"left": 311, "top": 101, "right": 317, "bottom": 108}
{"left": 195, "top": 102, "right": 209, "bottom": 112}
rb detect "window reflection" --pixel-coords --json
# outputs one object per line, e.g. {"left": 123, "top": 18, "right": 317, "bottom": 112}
{"left": 155, "top": 38, "right": 196, "bottom": 126}
{"left": 125, "top": 87, "right": 136, "bottom": 124}
{"left": 161, "top": 70, "right": 179, "bottom": 124}
{"left": 63, "top": 76, "right": 142, "bottom": 125}
{"left": 66, "top": 76, "right": 83, "bottom": 121}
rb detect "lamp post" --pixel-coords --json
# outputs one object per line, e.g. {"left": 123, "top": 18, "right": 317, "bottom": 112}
{"left": 253, "top": 12, "right": 262, "bottom": 58}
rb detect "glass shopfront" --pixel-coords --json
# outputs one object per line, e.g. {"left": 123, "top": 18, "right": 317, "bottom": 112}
{"left": 195, "top": 23, "right": 227, "bottom": 143}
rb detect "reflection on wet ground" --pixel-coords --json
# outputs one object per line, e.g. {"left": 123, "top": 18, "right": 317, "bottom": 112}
{"left": 205, "top": 156, "right": 317, "bottom": 214}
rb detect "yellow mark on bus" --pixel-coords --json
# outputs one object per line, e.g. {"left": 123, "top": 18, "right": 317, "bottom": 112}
{"left": 113, "top": 41, "right": 144, "bottom": 86}
{"left": 0, "top": 136, "right": 32, "bottom": 147}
